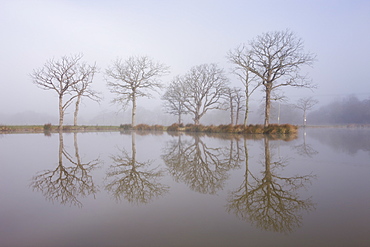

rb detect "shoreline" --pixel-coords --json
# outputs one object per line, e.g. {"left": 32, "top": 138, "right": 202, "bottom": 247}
{"left": 1, "top": 123, "right": 369, "bottom": 135}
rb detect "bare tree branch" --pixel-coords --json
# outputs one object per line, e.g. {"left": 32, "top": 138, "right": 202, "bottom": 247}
{"left": 106, "top": 56, "right": 170, "bottom": 126}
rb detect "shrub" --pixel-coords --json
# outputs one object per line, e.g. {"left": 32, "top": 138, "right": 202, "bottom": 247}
{"left": 119, "top": 124, "right": 132, "bottom": 130}
{"left": 185, "top": 124, "right": 206, "bottom": 132}
{"left": 134, "top": 124, "right": 151, "bottom": 131}
{"left": 152, "top": 125, "right": 164, "bottom": 131}
{"left": 43, "top": 123, "right": 52, "bottom": 131}
{"left": 167, "top": 123, "right": 180, "bottom": 131}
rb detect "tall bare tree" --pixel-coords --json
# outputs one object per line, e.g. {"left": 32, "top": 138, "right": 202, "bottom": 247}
{"left": 294, "top": 97, "right": 318, "bottom": 126}
{"left": 227, "top": 46, "right": 261, "bottom": 126}
{"left": 182, "top": 64, "right": 229, "bottom": 125}
{"left": 31, "top": 54, "right": 96, "bottom": 129}
{"left": 162, "top": 76, "right": 190, "bottom": 124}
{"left": 105, "top": 56, "right": 170, "bottom": 127}
{"left": 244, "top": 30, "right": 316, "bottom": 127}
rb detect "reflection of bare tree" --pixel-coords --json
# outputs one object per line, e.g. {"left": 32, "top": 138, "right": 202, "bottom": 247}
{"left": 162, "top": 134, "right": 239, "bottom": 194}
{"left": 105, "top": 132, "right": 169, "bottom": 205}
{"left": 293, "top": 131, "right": 318, "bottom": 157}
{"left": 227, "top": 136, "right": 315, "bottom": 233}
{"left": 31, "top": 131, "right": 100, "bottom": 207}
{"left": 222, "top": 137, "right": 243, "bottom": 170}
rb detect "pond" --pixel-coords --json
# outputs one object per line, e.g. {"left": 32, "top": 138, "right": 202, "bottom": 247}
{"left": 0, "top": 128, "right": 369, "bottom": 247}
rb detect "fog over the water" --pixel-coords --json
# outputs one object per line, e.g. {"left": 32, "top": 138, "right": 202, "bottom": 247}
{"left": 1, "top": 0, "right": 370, "bottom": 125}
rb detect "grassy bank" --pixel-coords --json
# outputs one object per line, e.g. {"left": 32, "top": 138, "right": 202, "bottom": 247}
{"left": 1, "top": 123, "right": 298, "bottom": 135}
{"left": 165, "top": 123, "right": 298, "bottom": 135}
{"left": 0, "top": 125, "right": 121, "bottom": 133}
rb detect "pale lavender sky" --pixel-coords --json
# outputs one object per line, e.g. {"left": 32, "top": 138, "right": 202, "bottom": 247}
{"left": 1, "top": 0, "right": 369, "bottom": 120}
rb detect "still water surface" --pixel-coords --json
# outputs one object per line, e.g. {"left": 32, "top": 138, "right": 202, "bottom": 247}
{"left": 0, "top": 128, "right": 369, "bottom": 247}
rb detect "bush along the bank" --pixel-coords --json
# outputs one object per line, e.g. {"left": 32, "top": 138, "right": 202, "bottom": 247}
{"left": 119, "top": 124, "right": 132, "bottom": 130}
{"left": 43, "top": 123, "right": 52, "bottom": 131}
{"left": 169, "top": 123, "right": 298, "bottom": 135}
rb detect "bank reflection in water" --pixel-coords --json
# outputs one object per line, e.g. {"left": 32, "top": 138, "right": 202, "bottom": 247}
{"left": 162, "top": 133, "right": 242, "bottom": 195}
{"left": 227, "top": 136, "right": 316, "bottom": 233}
{"left": 30, "top": 131, "right": 100, "bottom": 207}
{"left": 105, "top": 132, "right": 169, "bottom": 205}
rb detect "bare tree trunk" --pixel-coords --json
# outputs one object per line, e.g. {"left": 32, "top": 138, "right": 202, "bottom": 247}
{"left": 303, "top": 109, "right": 307, "bottom": 127}
{"left": 74, "top": 95, "right": 81, "bottom": 126}
{"left": 244, "top": 96, "right": 249, "bottom": 127}
{"left": 132, "top": 94, "right": 136, "bottom": 127}
{"left": 194, "top": 115, "right": 200, "bottom": 125}
{"left": 236, "top": 108, "right": 240, "bottom": 125}
{"left": 59, "top": 95, "right": 64, "bottom": 130}
{"left": 264, "top": 85, "right": 272, "bottom": 127}
{"left": 194, "top": 104, "right": 201, "bottom": 125}
{"left": 230, "top": 96, "right": 234, "bottom": 125}
{"left": 178, "top": 114, "right": 182, "bottom": 125}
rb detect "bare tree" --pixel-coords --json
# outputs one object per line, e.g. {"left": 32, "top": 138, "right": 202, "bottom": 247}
{"left": 223, "top": 87, "right": 245, "bottom": 125}
{"left": 245, "top": 30, "right": 316, "bottom": 127}
{"left": 31, "top": 54, "right": 96, "bottom": 129}
{"left": 182, "top": 64, "right": 229, "bottom": 125}
{"left": 105, "top": 56, "right": 170, "bottom": 127}
{"left": 71, "top": 63, "right": 101, "bottom": 126}
{"left": 162, "top": 76, "right": 190, "bottom": 124}
{"left": 294, "top": 97, "right": 318, "bottom": 126}
{"left": 227, "top": 46, "right": 261, "bottom": 126}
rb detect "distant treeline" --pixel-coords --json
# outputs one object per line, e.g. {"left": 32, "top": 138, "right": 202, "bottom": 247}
{"left": 308, "top": 96, "right": 370, "bottom": 125}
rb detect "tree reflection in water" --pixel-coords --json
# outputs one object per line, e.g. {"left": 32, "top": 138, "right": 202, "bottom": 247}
{"left": 162, "top": 133, "right": 242, "bottom": 194}
{"left": 105, "top": 132, "right": 169, "bottom": 205}
{"left": 293, "top": 130, "right": 318, "bottom": 157}
{"left": 31, "top": 131, "right": 100, "bottom": 207}
{"left": 227, "top": 136, "right": 315, "bottom": 233}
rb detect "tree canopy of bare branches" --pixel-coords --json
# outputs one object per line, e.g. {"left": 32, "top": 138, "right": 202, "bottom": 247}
{"left": 181, "top": 63, "right": 229, "bottom": 125}
{"left": 242, "top": 30, "right": 316, "bottom": 127}
{"left": 31, "top": 54, "right": 97, "bottom": 129}
{"left": 105, "top": 56, "right": 170, "bottom": 127}
{"left": 162, "top": 76, "right": 190, "bottom": 124}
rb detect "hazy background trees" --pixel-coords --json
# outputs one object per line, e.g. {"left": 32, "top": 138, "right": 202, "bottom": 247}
{"left": 223, "top": 87, "right": 245, "bottom": 125}
{"left": 161, "top": 76, "right": 190, "bottom": 124}
{"left": 105, "top": 56, "right": 170, "bottom": 127}
{"left": 308, "top": 95, "right": 370, "bottom": 125}
{"left": 294, "top": 97, "right": 319, "bottom": 126}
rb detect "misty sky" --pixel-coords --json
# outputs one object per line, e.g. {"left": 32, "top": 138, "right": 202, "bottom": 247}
{"left": 1, "top": 0, "right": 370, "bottom": 123}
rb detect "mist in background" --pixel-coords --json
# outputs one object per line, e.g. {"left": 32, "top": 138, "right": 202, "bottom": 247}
{"left": 1, "top": 0, "right": 369, "bottom": 126}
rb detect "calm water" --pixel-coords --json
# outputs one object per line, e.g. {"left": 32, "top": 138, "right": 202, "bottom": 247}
{"left": 0, "top": 128, "right": 369, "bottom": 247}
